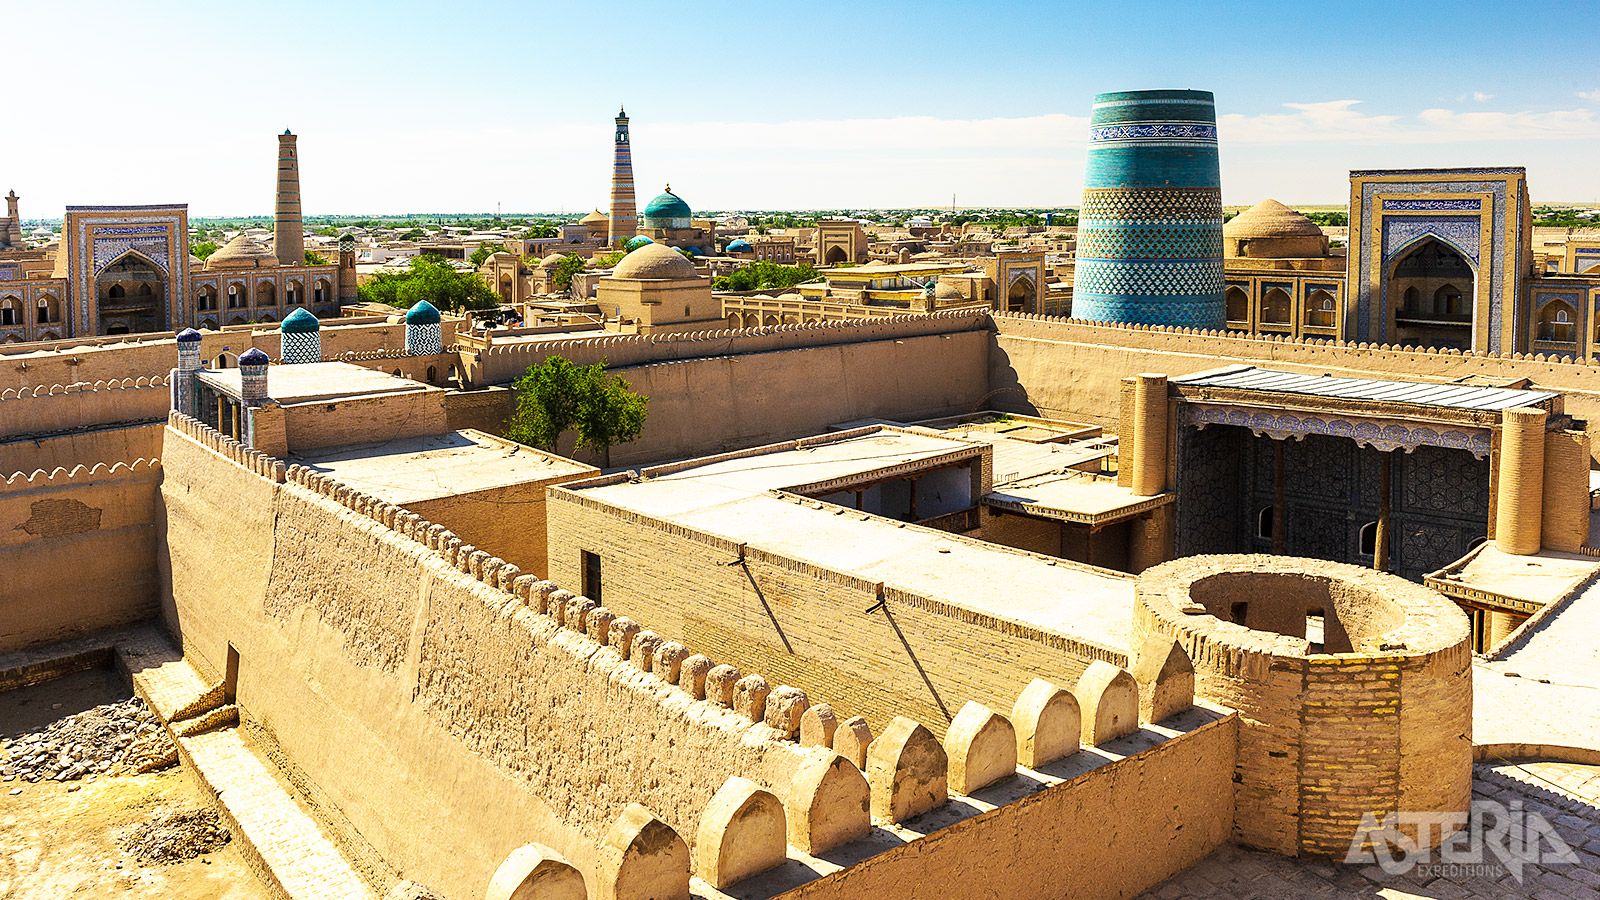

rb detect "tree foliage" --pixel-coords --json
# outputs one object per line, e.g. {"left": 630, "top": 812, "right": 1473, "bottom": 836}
{"left": 401, "top": 227, "right": 427, "bottom": 241}
{"left": 191, "top": 240, "right": 220, "bottom": 260}
{"left": 357, "top": 255, "right": 499, "bottom": 311}
{"left": 304, "top": 250, "right": 330, "bottom": 265}
{"left": 713, "top": 261, "right": 820, "bottom": 292}
{"left": 506, "top": 356, "right": 649, "bottom": 463}
{"left": 470, "top": 242, "right": 510, "bottom": 267}
{"left": 548, "top": 254, "right": 587, "bottom": 289}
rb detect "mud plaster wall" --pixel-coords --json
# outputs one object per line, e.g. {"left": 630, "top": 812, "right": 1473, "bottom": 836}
{"left": 989, "top": 316, "right": 1600, "bottom": 445}
{"left": 157, "top": 430, "right": 810, "bottom": 900}
{"left": 545, "top": 491, "right": 1130, "bottom": 739}
{"left": 778, "top": 712, "right": 1236, "bottom": 900}
{"left": 0, "top": 422, "right": 163, "bottom": 477}
{"left": 0, "top": 461, "right": 161, "bottom": 651}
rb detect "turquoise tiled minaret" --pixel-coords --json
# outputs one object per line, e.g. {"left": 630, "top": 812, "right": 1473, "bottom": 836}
{"left": 1072, "top": 89, "right": 1226, "bottom": 330}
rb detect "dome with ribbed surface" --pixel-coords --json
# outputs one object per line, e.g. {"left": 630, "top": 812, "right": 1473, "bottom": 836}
{"left": 580, "top": 209, "right": 609, "bottom": 225}
{"left": 405, "top": 300, "right": 441, "bottom": 325}
{"left": 176, "top": 328, "right": 203, "bottom": 343}
{"left": 239, "top": 348, "right": 270, "bottom": 366}
{"left": 281, "top": 308, "right": 320, "bottom": 333}
{"left": 206, "top": 233, "right": 279, "bottom": 269}
{"left": 1224, "top": 200, "right": 1323, "bottom": 239}
{"left": 611, "top": 242, "right": 698, "bottom": 280}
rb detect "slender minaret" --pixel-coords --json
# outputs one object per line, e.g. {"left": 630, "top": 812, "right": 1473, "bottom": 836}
{"left": 274, "top": 130, "right": 305, "bottom": 266}
{"left": 1, "top": 191, "right": 21, "bottom": 248}
{"left": 608, "top": 107, "right": 637, "bottom": 247}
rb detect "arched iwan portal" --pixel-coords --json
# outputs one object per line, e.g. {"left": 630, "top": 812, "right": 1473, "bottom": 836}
{"left": 1388, "top": 237, "right": 1473, "bottom": 350}
{"left": 96, "top": 252, "right": 167, "bottom": 335}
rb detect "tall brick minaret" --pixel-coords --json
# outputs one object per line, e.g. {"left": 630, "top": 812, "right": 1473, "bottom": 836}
{"left": 608, "top": 108, "right": 637, "bottom": 247}
{"left": 274, "top": 130, "right": 305, "bottom": 266}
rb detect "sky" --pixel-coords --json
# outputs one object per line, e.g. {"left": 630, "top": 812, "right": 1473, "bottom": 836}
{"left": 5, "top": 0, "right": 1600, "bottom": 217}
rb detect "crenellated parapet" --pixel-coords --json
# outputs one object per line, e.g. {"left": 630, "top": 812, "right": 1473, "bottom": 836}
{"left": 166, "top": 411, "right": 287, "bottom": 483}
{"left": 0, "top": 456, "right": 160, "bottom": 492}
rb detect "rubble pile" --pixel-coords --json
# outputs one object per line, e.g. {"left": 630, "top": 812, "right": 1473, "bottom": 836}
{"left": 0, "top": 697, "right": 172, "bottom": 783}
{"left": 120, "top": 808, "right": 231, "bottom": 864}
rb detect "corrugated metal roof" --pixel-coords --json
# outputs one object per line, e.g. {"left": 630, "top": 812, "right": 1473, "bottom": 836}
{"left": 1172, "top": 367, "right": 1557, "bottom": 411}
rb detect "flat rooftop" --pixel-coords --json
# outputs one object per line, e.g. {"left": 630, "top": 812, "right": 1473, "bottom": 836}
{"left": 1175, "top": 366, "right": 1559, "bottom": 412}
{"left": 288, "top": 430, "right": 595, "bottom": 504}
{"left": 197, "top": 361, "right": 435, "bottom": 404}
{"left": 985, "top": 473, "right": 1172, "bottom": 527}
{"left": 571, "top": 429, "right": 1136, "bottom": 653}
{"left": 1427, "top": 543, "right": 1600, "bottom": 613}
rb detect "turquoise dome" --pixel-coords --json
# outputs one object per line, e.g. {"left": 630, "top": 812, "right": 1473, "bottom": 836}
{"left": 643, "top": 186, "right": 691, "bottom": 225}
{"left": 625, "top": 235, "right": 656, "bottom": 251}
{"left": 726, "top": 239, "right": 752, "bottom": 253}
{"left": 405, "top": 300, "right": 441, "bottom": 325}
{"left": 281, "top": 308, "right": 320, "bottom": 333}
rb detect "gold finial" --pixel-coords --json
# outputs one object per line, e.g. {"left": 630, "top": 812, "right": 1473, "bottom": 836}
{"left": 665, "top": 183, "right": 672, "bottom": 192}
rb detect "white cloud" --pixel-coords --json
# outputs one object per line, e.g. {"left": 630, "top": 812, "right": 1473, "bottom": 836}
{"left": 1220, "top": 100, "right": 1599, "bottom": 145}
{"left": 1474, "top": 91, "right": 1494, "bottom": 102}
{"left": 1580, "top": 89, "right": 1600, "bottom": 103}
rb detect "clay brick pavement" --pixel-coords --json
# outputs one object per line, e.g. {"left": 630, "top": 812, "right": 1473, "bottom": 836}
{"left": 1137, "top": 762, "right": 1600, "bottom": 900}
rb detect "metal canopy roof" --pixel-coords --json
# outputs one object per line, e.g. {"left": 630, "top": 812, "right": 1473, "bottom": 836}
{"left": 1173, "top": 367, "right": 1557, "bottom": 412}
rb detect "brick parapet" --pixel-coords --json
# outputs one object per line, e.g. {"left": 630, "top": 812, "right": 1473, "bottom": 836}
{"left": 166, "top": 412, "right": 287, "bottom": 484}
{"left": 1133, "top": 555, "right": 1472, "bottom": 858}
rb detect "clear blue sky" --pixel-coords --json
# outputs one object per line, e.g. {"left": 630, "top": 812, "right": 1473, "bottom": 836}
{"left": 7, "top": 0, "right": 1599, "bottom": 216}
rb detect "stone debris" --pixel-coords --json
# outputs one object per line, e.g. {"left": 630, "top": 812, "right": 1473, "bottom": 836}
{"left": 119, "top": 808, "right": 231, "bottom": 864}
{"left": 0, "top": 697, "right": 172, "bottom": 783}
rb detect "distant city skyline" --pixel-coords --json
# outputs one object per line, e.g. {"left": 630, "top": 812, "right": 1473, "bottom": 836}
{"left": 7, "top": 0, "right": 1600, "bottom": 216}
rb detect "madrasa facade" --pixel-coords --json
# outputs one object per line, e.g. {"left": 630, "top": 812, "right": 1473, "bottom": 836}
{"left": 0, "top": 131, "right": 355, "bottom": 343}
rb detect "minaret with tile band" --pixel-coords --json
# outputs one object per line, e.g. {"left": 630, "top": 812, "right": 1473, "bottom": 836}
{"left": 608, "top": 108, "right": 637, "bottom": 248}
{"left": 274, "top": 130, "right": 305, "bottom": 267}
{"left": 1072, "top": 90, "right": 1226, "bottom": 329}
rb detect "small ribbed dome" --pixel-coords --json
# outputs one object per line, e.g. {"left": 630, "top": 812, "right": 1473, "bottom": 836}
{"left": 176, "top": 328, "right": 203, "bottom": 343}
{"left": 580, "top": 209, "right": 609, "bottom": 225}
{"left": 1224, "top": 200, "right": 1323, "bottom": 239}
{"left": 643, "top": 186, "right": 691, "bottom": 222}
{"left": 239, "top": 348, "right": 271, "bottom": 366}
{"left": 540, "top": 252, "right": 569, "bottom": 267}
{"left": 206, "top": 233, "right": 279, "bottom": 269}
{"left": 624, "top": 235, "right": 656, "bottom": 251}
{"left": 726, "top": 239, "right": 752, "bottom": 253}
{"left": 281, "top": 308, "right": 320, "bottom": 333}
{"left": 405, "top": 300, "right": 441, "bottom": 325}
{"left": 611, "top": 242, "right": 698, "bottom": 280}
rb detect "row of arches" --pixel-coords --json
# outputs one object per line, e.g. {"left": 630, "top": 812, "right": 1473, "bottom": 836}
{"left": 196, "top": 279, "right": 330, "bottom": 312}
{"left": 0, "top": 294, "right": 61, "bottom": 327}
{"left": 1225, "top": 287, "right": 1338, "bottom": 328}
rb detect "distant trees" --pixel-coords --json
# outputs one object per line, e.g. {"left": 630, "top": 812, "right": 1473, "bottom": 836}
{"left": 505, "top": 355, "right": 649, "bottom": 466}
{"left": 401, "top": 227, "right": 427, "bottom": 241}
{"left": 191, "top": 240, "right": 220, "bottom": 261}
{"left": 713, "top": 261, "right": 820, "bottom": 292}
{"left": 357, "top": 255, "right": 499, "bottom": 311}
{"left": 525, "top": 223, "right": 558, "bottom": 238}
{"left": 304, "top": 250, "right": 329, "bottom": 265}
{"left": 315, "top": 226, "right": 341, "bottom": 237}
{"left": 470, "top": 242, "right": 510, "bottom": 267}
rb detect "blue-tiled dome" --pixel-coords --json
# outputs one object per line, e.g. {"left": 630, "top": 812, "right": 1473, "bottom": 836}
{"left": 281, "top": 308, "right": 320, "bottom": 333}
{"left": 405, "top": 299, "right": 441, "bottom": 325}
{"left": 726, "top": 239, "right": 752, "bottom": 253}
{"left": 643, "top": 187, "right": 691, "bottom": 222}
{"left": 239, "top": 348, "right": 270, "bottom": 366}
{"left": 176, "top": 327, "right": 203, "bottom": 343}
{"left": 625, "top": 235, "right": 656, "bottom": 251}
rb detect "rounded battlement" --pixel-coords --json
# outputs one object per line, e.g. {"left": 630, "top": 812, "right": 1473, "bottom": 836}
{"left": 1133, "top": 555, "right": 1472, "bottom": 859}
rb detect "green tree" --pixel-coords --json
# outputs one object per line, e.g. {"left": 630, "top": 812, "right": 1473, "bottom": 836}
{"left": 470, "top": 242, "right": 510, "bottom": 267}
{"left": 191, "top": 240, "right": 220, "bottom": 260}
{"left": 401, "top": 227, "right": 426, "bottom": 241}
{"left": 357, "top": 255, "right": 499, "bottom": 312}
{"left": 506, "top": 356, "right": 649, "bottom": 465}
{"left": 712, "top": 261, "right": 820, "bottom": 292}
{"left": 315, "top": 225, "right": 340, "bottom": 237}
{"left": 525, "top": 223, "right": 558, "bottom": 238}
{"left": 304, "top": 250, "right": 330, "bottom": 265}
{"left": 548, "top": 254, "right": 587, "bottom": 290}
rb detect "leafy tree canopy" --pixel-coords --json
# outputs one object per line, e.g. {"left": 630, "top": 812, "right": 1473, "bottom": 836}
{"left": 713, "top": 260, "right": 820, "bottom": 292}
{"left": 470, "top": 242, "right": 510, "bottom": 267}
{"left": 305, "top": 250, "right": 330, "bottom": 265}
{"left": 357, "top": 255, "right": 499, "bottom": 312}
{"left": 191, "top": 240, "right": 220, "bottom": 261}
{"left": 505, "top": 355, "right": 649, "bottom": 465}
{"left": 548, "top": 254, "right": 587, "bottom": 290}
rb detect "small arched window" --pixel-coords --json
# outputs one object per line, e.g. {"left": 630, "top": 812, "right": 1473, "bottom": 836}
{"left": 0, "top": 298, "right": 15, "bottom": 326}
{"left": 1257, "top": 506, "right": 1274, "bottom": 541}
{"left": 1359, "top": 521, "right": 1379, "bottom": 556}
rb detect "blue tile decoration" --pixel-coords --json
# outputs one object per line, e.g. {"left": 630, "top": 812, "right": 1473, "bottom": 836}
{"left": 1072, "top": 90, "right": 1225, "bottom": 330}
{"left": 1382, "top": 199, "right": 1483, "bottom": 211}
